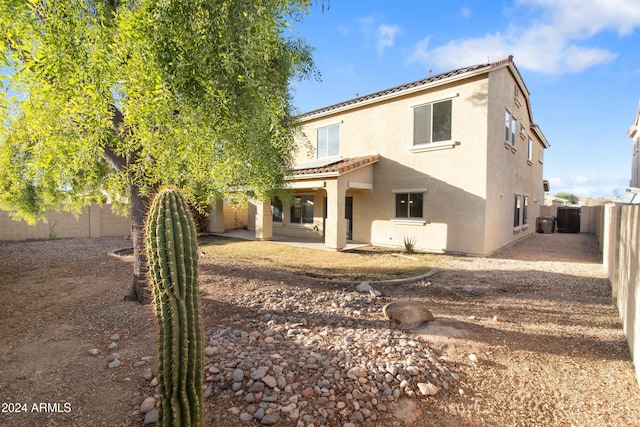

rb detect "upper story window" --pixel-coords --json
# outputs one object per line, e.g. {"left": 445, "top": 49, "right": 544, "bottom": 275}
{"left": 413, "top": 99, "right": 452, "bottom": 145}
{"left": 317, "top": 124, "right": 339, "bottom": 159}
{"left": 527, "top": 137, "right": 533, "bottom": 162}
{"left": 505, "top": 110, "right": 516, "bottom": 146}
{"left": 514, "top": 85, "right": 522, "bottom": 107}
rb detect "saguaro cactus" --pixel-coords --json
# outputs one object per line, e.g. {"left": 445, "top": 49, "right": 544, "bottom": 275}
{"left": 145, "top": 188, "right": 204, "bottom": 427}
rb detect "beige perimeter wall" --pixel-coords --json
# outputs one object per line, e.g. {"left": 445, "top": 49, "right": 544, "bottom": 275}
{"left": 0, "top": 204, "right": 131, "bottom": 241}
{"left": 595, "top": 204, "right": 640, "bottom": 385}
{"left": 1, "top": 202, "right": 248, "bottom": 241}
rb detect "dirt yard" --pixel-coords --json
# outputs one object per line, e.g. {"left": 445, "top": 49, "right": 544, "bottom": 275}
{"left": 0, "top": 233, "right": 638, "bottom": 426}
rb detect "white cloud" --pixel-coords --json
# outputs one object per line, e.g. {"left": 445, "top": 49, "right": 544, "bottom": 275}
{"left": 358, "top": 15, "right": 377, "bottom": 36}
{"left": 376, "top": 24, "right": 402, "bottom": 55}
{"left": 357, "top": 15, "right": 401, "bottom": 56}
{"left": 407, "top": 36, "right": 431, "bottom": 65}
{"left": 518, "top": 0, "right": 640, "bottom": 36}
{"left": 408, "top": 0, "right": 640, "bottom": 75}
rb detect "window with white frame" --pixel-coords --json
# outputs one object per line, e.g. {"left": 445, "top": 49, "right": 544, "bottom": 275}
{"left": 505, "top": 110, "right": 516, "bottom": 146}
{"left": 527, "top": 137, "right": 533, "bottom": 162}
{"left": 513, "top": 194, "right": 528, "bottom": 227}
{"left": 290, "top": 195, "right": 314, "bottom": 224}
{"left": 317, "top": 124, "right": 339, "bottom": 159}
{"left": 414, "top": 99, "right": 452, "bottom": 145}
{"left": 395, "top": 193, "right": 423, "bottom": 218}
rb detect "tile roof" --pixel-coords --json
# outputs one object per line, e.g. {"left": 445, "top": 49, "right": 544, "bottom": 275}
{"left": 301, "top": 56, "right": 522, "bottom": 118}
{"left": 293, "top": 155, "right": 380, "bottom": 176}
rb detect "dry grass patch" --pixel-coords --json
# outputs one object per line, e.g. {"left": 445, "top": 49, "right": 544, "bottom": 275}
{"left": 200, "top": 237, "right": 433, "bottom": 282}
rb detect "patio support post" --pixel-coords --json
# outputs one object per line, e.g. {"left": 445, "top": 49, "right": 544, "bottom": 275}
{"left": 324, "top": 179, "right": 347, "bottom": 250}
{"left": 254, "top": 200, "right": 273, "bottom": 241}
{"left": 211, "top": 199, "right": 225, "bottom": 233}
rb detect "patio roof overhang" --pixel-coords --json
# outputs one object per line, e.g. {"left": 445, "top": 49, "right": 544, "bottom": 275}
{"left": 285, "top": 154, "right": 379, "bottom": 191}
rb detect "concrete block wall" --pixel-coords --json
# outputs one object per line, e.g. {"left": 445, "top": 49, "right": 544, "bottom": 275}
{"left": 597, "top": 204, "right": 640, "bottom": 386}
{"left": 616, "top": 205, "right": 639, "bottom": 385}
{"left": 223, "top": 204, "right": 248, "bottom": 231}
{"left": 0, "top": 204, "right": 130, "bottom": 241}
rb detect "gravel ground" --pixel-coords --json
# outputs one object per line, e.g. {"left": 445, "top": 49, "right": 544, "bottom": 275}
{"left": 0, "top": 232, "right": 638, "bottom": 427}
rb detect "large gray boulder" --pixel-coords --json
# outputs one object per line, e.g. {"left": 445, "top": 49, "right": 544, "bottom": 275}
{"left": 383, "top": 300, "right": 434, "bottom": 328}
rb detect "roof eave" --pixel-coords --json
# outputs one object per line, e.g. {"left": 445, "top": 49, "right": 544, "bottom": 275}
{"left": 286, "top": 171, "right": 339, "bottom": 180}
{"left": 301, "top": 65, "right": 492, "bottom": 121}
{"left": 531, "top": 124, "right": 550, "bottom": 148}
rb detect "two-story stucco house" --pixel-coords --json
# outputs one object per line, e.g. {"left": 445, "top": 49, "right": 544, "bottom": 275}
{"left": 237, "top": 56, "right": 549, "bottom": 256}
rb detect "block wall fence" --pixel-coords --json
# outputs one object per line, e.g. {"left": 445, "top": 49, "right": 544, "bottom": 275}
{"left": 0, "top": 202, "right": 249, "bottom": 241}
{"left": 0, "top": 204, "right": 131, "bottom": 241}
{"left": 594, "top": 204, "right": 640, "bottom": 386}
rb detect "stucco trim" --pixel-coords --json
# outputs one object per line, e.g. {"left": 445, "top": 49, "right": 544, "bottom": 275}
{"left": 348, "top": 181, "right": 373, "bottom": 190}
{"left": 408, "top": 92, "right": 460, "bottom": 108}
{"left": 391, "top": 218, "right": 428, "bottom": 226}
{"left": 410, "top": 140, "right": 460, "bottom": 153}
{"left": 391, "top": 188, "right": 428, "bottom": 194}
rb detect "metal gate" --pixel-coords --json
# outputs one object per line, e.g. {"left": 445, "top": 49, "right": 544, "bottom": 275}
{"left": 557, "top": 207, "right": 581, "bottom": 233}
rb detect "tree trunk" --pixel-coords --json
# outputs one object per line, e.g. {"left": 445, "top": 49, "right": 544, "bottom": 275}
{"left": 107, "top": 106, "right": 154, "bottom": 304}
{"left": 124, "top": 182, "right": 153, "bottom": 304}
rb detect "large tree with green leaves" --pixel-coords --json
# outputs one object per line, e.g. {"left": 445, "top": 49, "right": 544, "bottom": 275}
{"left": 554, "top": 192, "right": 580, "bottom": 205}
{"left": 0, "top": 0, "right": 317, "bottom": 303}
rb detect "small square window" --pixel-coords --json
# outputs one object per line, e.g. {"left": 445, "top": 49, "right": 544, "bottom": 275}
{"left": 395, "top": 193, "right": 423, "bottom": 218}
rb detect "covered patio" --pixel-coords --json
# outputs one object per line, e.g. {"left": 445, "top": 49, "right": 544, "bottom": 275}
{"left": 211, "top": 155, "right": 380, "bottom": 251}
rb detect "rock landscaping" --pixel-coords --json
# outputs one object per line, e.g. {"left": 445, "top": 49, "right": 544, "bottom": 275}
{"left": 192, "top": 288, "right": 452, "bottom": 426}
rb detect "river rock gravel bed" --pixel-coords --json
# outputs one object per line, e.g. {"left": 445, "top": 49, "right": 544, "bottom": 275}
{"left": 198, "top": 288, "right": 456, "bottom": 426}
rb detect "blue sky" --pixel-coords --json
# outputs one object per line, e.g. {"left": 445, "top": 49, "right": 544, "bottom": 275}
{"left": 288, "top": 0, "right": 640, "bottom": 199}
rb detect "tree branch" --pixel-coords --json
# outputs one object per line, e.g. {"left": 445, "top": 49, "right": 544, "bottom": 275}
{"left": 104, "top": 105, "right": 126, "bottom": 172}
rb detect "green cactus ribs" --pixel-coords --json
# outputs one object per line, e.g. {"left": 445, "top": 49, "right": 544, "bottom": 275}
{"left": 145, "top": 188, "right": 204, "bottom": 427}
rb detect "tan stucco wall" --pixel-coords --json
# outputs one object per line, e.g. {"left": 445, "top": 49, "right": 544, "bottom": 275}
{"left": 598, "top": 204, "right": 640, "bottom": 385}
{"left": 284, "top": 65, "right": 547, "bottom": 255}
{"left": 483, "top": 67, "right": 545, "bottom": 254}
{"left": 223, "top": 203, "right": 248, "bottom": 231}
{"left": 0, "top": 204, "right": 130, "bottom": 241}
